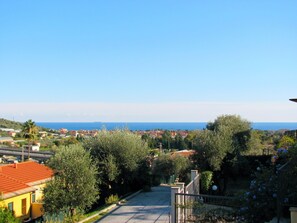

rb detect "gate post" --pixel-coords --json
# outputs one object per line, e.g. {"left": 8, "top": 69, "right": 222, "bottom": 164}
{"left": 191, "top": 170, "right": 200, "bottom": 194}
{"left": 171, "top": 186, "right": 180, "bottom": 223}
{"left": 176, "top": 182, "right": 185, "bottom": 193}
{"left": 176, "top": 182, "right": 185, "bottom": 222}
{"left": 191, "top": 170, "right": 198, "bottom": 181}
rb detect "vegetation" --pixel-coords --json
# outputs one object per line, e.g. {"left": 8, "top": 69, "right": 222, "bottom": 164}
{"left": 241, "top": 144, "right": 297, "bottom": 222}
{"left": 0, "top": 207, "right": 20, "bottom": 223}
{"left": 83, "top": 129, "right": 149, "bottom": 203}
{"left": 141, "top": 130, "right": 193, "bottom": 151}
{"left": 277, "top": 135, "right": 296, "bottom": 149}
{"left": 0, "top": 118, "right": 48, "bottom": 131}
{"left": 152, "top": 154, "right": 191, "bottom": 184}
{"left": 192, "top": 115, "right": 264, "bottom": 194}
{"left": 21, "top": 119, "right": 39, "bottom": 140}
{"left": 200, "top": 171, "right": 214, "bottom": 193}
{"left": 105, "top": 194, "right": 119, "bottom": 205}
{"left": 194, "top": 115, "right": 252, "bottom": 171}
{"left": 20, "top": 119, "right": 39, "bottom": 159}
{"left": 43, "top": 145, "right": 99, "bottom": 221}
{"left": 53, "top": 136, "right": 79, "bottom": 147}
{"left": 0, "top": 118, "right": 23, "bottom": 130}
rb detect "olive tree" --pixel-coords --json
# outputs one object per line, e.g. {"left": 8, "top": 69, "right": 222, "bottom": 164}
{"left": 83, "top": 129, "right": 149, "bottom": 195}
{"left": 152, "top": 154, "right": 191, "bottom": 184}
{"left": 193, "top": 115, "right": 254, "bottom": 193}
{"left": 43, "top": 145, "right": 99, "bottom": 219}
{"left": 195, "top": 115, "right": 252, "bottom": 171}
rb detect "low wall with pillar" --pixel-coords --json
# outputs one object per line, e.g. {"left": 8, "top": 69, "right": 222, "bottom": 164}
{"left": 170, "top": 170, "right": 200, "bottom": 223}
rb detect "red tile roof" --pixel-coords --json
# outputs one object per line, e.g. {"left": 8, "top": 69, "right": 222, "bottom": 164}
{"left": 171, "top": 150, "right": 196, "bottom": 158}
{"left": 0, "top": 161, "right": 53, "bottom": 197}
{"left": 0, "top": 173, "right": 29, "bottom": 194}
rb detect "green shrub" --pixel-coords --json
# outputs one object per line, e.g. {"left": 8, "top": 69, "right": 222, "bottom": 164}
{"left": 201, "top": 171, "right": 213, "bottom": 193}
{"left": 105, "top": 194, "right": 119, "bottom": 205}
{"left": 0, "top": 207, "right": 20, "bottom": 223}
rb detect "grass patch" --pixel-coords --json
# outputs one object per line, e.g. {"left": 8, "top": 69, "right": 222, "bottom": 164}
{"left": 82, "top": 212, "right": 107, "bottom": 223}
{"left": 84, "top": 205, "right": 110, "bottom": 218}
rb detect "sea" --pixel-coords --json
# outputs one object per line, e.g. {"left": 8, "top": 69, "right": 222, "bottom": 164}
{"left": 36, "top": 122, "right": 297, "bottom": 131}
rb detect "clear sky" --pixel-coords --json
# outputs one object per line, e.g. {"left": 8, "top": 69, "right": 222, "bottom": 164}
{"left": 1, "top": 1, "right": 297, "bottom": 122}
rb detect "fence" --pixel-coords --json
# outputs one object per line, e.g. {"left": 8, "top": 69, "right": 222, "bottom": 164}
{"left": 174, "top": 193, "right": 239, "bottom": 223}
{"left": 171, "top": 170, "right": 239, "bottom": 223}
{"left": 171, "top": 170, "right": 200, "bottom": 223}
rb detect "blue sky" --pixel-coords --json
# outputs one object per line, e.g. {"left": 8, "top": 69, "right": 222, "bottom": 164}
{"left": 1, "top": 1, "right": 297, "bottom": 122}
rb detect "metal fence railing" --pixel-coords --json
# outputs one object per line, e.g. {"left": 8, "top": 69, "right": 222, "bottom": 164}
{"left": 174, "top": 193, "right": 239, "bottom": 223}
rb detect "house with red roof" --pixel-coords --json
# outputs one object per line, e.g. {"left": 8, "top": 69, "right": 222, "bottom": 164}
{"left": 0, "top": 161, "right": 53, "bottom": 221}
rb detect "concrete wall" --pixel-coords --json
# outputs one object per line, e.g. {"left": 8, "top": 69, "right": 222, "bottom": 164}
{"left": 291, "top": 207, "right": 297, "bottom": 223}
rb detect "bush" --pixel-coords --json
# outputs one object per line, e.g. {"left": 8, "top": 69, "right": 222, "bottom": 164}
{"left": 105, "top": 194, "right": 119, "bottom": 205}
{"left": 201, "top": 171, "right": 213, "bottom": 193}
{"left": 0, "top": 207, "right": 20, "bottom": 223}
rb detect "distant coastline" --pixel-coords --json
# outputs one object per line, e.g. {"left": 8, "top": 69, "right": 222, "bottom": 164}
{"left": 36, "top": 122, "right": 297, "bottom": 131}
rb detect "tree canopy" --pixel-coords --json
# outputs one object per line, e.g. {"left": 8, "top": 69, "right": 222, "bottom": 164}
{"left": 195, "top": 115, "right": 252, "bottom": 171}
{"left": 43, "top": 144, "right": 99, "bottom": 218}
{"left": 21, "top": 119, "right": 38, "bottom": 141}
{"left": 83, "top": 129, "right": 149, "bottom": 194}
{"left": 152, "top": 154, "right": 191, "bottom": 183}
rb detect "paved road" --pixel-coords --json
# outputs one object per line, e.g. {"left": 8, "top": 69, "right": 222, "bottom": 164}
{"left": 97, "top": 186, "right": 171, "bottom": 223}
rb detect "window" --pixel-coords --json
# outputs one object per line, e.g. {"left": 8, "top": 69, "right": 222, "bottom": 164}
{"left": 22, "top": 198, "right": 26, "bottom": 215}
{"left": 32, "top": 192, "right": 36, "bottom": 203}
{"left": 8, "top": 202, "right": 13, "bottom": 212}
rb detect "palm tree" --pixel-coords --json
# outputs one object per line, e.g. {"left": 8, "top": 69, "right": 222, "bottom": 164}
{"left": 22, "top": 119, "right": 38, "bottom": 160}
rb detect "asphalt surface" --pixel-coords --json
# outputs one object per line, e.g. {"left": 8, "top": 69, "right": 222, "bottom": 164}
{"left": 97, "top": 186, "right": 171, "bottom": 223}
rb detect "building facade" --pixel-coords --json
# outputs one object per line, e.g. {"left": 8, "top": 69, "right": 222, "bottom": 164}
{"left": 0, "top": 161, "right": 53, "bottom": 221}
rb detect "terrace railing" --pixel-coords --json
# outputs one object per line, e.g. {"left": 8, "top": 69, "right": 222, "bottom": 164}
{"left": 171, "top": 170, "right": 240, "bottom": 223}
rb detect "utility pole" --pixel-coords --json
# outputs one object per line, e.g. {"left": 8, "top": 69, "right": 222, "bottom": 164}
{"left": 22, "top": 146, "right": 24, "bottom": 162}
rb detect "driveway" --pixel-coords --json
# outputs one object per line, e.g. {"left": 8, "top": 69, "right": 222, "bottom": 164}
{"left": 96, "top": 186, "right": 171, "bottom": 223}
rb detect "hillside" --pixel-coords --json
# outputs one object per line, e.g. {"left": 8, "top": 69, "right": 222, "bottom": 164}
{"left": 0, "top": 118, "right": 23, "bottom": 130}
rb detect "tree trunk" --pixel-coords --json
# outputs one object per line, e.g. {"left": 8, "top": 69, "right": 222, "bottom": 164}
{"left": 28, "top": 142, "right": 31, "bottom": 160}
{"left": 70, "top": 208, "right": 76, "bottom": 222}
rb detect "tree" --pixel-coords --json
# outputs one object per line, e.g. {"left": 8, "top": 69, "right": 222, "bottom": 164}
{"left": 22, "top": 119, "right": 38, "bottom": 140}
{"left": 152, "top": 154, "right": 191, "bottom": 184}
{"left": 141, "top": 133, "right": 157, "bottom": 148}
{"left": 43, "top": 144, "right": 99, "bottom": 220}
{"left": 60, "top": 136, "right": 79, "bottom": 146}
{"left": 83, "top": 129, "right": 148, "bottom": 195}
{"left": 185, "top": 131, "right": 198, "bottom": 149}
{"left": 162, "top": 130, "right": 172, "bottom": 150}
{"left": 193, "top": 115, "right": 255, "bottom": 194}
{"left": 195, "top": 115, "right": 252, "bottom": 171}
{"left": 0, "top": 207, "right": 20, "bottom": 223}
{"left": 21, "top": 119, "right": 38, "bottom": 159}
{"left": 242, "top": 130, "right": 264, "bottom": 155}
{"left": 174, "top": 133, "right": 188, "bottom": 150}
{"left": 277, "top": 135, "right": 296, "bottom": 149}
